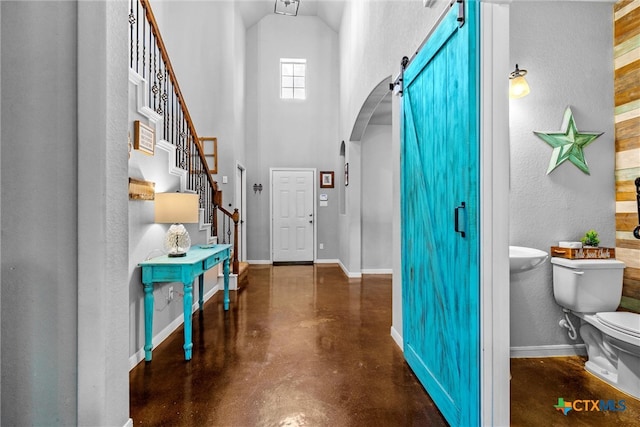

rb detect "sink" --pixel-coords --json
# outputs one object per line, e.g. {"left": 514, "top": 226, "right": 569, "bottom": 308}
{"left": 509, "top": 246, "right": 549, "bottom": 273}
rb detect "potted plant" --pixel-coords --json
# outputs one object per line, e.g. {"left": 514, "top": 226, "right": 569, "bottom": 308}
{"left": 581, "top": 229, "right": 600, "bottom": 248}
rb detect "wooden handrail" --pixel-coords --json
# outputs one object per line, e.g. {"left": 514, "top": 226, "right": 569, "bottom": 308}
{"left": 136, "top": 0, "right": 240, "bottom": 274}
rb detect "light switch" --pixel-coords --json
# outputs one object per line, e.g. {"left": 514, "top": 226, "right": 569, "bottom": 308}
{"left": 222, "top": 176, "right": 228, "bottom": 184}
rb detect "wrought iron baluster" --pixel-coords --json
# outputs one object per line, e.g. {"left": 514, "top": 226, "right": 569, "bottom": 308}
{"left": 179, "top": 114, "right": 187, "bottom": 169}
{"left": 151, "top": 41, "right": 156, "bottom": 112}
{"left": 136, "top": 0, "right": 139, "bottom": 73}
{"left": 223, "top": 214, "right": 228, "bottom": 244}
{"left": 142, "top": 12, "right": 145, "bottom": 80}
{"left": 158, "top": 61, "right": 166, "bottom": 116}
{"left": 129, "top": 0, "right": 135, "bottom": 69}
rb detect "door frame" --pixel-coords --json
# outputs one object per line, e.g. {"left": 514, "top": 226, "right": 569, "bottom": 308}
{"left": 269, "top": 167, "right": 317, "bottom": 263}
{"left": 479, "top": 3, "right": 510, "bottom": 426}
{"left": 235, "top": 162, "right": 247, "bottom": 261}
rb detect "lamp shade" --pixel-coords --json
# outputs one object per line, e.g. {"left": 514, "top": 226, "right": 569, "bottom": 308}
{"left": 509, "top": 64, "right": 530, "bottom": 99}
{"left": 154, "top": 192, "right": 199, "bottom": 224}
{"left": 509, "top": 76, "right": 530, "bottom": 99}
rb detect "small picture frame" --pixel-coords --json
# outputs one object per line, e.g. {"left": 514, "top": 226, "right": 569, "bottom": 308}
{"left": 320, "top": 171, "right": 334, "bottom": 188}
{"left": 344, "top": 163, "right": 349, "bottom": 187}
{"left": 134, "top": 120, "right": 155, "bottom": 156}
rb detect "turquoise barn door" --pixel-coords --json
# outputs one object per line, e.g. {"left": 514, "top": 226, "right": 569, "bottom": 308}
{"left": 401, "top": 1, "right": 479, "bottom": 426}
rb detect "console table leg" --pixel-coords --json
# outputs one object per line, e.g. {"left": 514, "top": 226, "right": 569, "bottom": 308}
{"left": 143, "top": 282, "right": 154, "bottom": 361}
{"left": 224, "top": 257, "right": 230, "bottom": 311}
{"left": 183, "top": 281, "right": 193, "bottom": 360}
{"left": 198, "top": 274, "right": 204, "bottom": 311}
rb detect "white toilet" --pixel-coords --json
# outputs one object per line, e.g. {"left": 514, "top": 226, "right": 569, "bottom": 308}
{"left": 551, "top": 257, "right": 640, "bottom": 399}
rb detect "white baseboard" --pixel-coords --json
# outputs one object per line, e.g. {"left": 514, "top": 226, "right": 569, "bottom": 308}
{"left": 315, "top": 258, "right": 340, "bottom": 264}
{"left": 390, "top": 326, "right": 403, "bottom": 351}
{"left": 338, "top": 260, "right": 362, "bottom": 278}
{"left": 129, "top": 283, "right": 221, "bottom": 370}
{"left": 123, "top": 418, "right": 134, "bottom": 427}
{"left": 246, "top": 259, "right": 272, "bottom": 264}
{"left": 362, "top": 268, "right": 393, "bottom": 275}
{"left": 219, "top": 273, "right": 239, "bottom": 291}
{"left": 510, "top": 344, "right": 587, "bottom": 358}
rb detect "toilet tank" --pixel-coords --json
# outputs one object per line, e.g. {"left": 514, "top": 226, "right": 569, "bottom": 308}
{"left": 551, "top": 258, "right": 625, "bottom": 313}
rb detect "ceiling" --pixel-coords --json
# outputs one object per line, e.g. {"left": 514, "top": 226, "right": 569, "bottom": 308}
{"left": 236, "top": 0, "right": 392, "bottom": 131}
{"left": 236, "top": 0, "right": 345, "bottom": 32}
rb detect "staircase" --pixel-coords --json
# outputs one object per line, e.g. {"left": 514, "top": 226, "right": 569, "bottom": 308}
{"left": 129, "top": 0, "right": 244, "bottom": 279}
{"left": 238, "top": 262, "right": 249, "bottom": 288}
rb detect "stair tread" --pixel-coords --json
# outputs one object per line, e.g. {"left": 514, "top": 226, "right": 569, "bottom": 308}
{"left": 238, "top": 262, "right": 249, "bottom": 275}
{"left": 238, "top": 262, "right": 249, "bottom": 287}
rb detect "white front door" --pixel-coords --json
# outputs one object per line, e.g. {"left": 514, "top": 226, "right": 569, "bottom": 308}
{"left": 272, "top": 169, "right": 315, "bottom": 262}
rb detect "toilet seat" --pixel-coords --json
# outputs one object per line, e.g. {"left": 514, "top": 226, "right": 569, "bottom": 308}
{"left": 595, "top": 312, "right": 640, "bottom": 339}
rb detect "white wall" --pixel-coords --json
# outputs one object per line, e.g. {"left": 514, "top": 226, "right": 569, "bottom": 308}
{"left": 245, "top": 14, "right": 340, "bottom": 261}
{"left": 509, "top": 1, "right": 615, "bottom": 353}
{"left": 361, "top": 124, "right": 392, "bottom": 272}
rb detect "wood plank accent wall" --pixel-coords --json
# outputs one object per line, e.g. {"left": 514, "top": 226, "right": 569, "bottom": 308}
{"left": 615, "top": 0, "right": 640, "bottom": 313}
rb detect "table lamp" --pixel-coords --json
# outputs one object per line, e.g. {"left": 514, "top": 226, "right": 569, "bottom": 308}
{"left": 154, "top": 192, "right": 199, "bottom": 257}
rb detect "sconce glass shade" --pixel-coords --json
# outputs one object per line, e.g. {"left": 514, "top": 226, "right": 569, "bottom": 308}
{"left": 155, "top": 192, "right": 199, "bottom": 257}
{"left": 274, "top": 0, "right": 299, "bottom": 16}
{"left": 509, "top": 64, "right": 530, "bottom": 99}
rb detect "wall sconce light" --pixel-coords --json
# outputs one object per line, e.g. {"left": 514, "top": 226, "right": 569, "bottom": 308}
{"left": 274, "top": 0, "right": 299, "bottom": 16}
{"left": 253, "top": 183, "right": 263, "bottom": 194}
{"left": 509, "top": 64, "right": 530, "bottom": 99}
{"left": 155, "top": 192, "right": 199, "bottom": 257}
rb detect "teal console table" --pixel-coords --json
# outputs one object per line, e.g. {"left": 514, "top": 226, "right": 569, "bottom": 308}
{"left": 138, "top": 244, "right": 232, "bottom": 361}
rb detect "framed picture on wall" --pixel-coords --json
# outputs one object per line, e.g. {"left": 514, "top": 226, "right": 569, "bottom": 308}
{"left": 191, "top": 137, "right": 218, "bottom": 175}
{"left": 344, "top": 163, "right": 349, "bottom": 187}
{"left": 320, "top": 171, "right": 334, "bottom": 188}
{"left": 134, "top": 120, "right": 155, "bottom": 156}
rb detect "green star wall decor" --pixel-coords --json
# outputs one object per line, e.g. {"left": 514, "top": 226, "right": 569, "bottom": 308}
{"left": 534, "top": 106, "right": 603, "bottom": 175}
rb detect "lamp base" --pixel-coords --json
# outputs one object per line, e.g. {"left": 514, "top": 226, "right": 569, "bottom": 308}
{"left": 168, "top": 252, "right": 187, "bottom": 258}
{"left": 167, "top": 252, "right": 187, "bottom": 258}
{"left": 164, "top": 223, "right": 192, "bottom": 257}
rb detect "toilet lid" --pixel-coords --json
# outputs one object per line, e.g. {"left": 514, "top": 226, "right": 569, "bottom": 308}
{"left": 596, "top": 312, "right": 640, "bottom": 338}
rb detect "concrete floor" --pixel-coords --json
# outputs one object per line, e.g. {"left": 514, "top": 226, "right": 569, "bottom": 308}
{"left": 130, "top": 265, "right": 447, "bottom": 426}
{"left": 511, "top": 356, "right": 639, "bottom": 426}
{"left": 130, "top": 264, "right": 639, "bottom": 426}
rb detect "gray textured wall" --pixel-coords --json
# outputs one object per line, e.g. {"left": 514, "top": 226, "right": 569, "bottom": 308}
{"left": 509, "top": 1, "right": 615, "bottom": 352}
{"left": 362, "top": 125, "right": 393, "bottom": 271}
{"left": 1, "top": 2, "right": 79, "bottom": 424}
{"left": 1, "top": 1, "right": 131, "bottom": 425}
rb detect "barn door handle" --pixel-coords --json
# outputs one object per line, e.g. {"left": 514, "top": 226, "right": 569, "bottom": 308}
{"left": 454, "top": 202, "right": 466, "bottom": 238}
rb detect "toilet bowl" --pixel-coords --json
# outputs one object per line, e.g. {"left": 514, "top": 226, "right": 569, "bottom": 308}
{"left": 551, "top": 257, "right": 640, "bottom": 400}
{"left": 575, "top": 311, "right": 640, "bottom": 398}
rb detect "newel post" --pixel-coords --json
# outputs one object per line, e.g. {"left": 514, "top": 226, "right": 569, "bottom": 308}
{"left": 232, "top": 208, "right": 240, "bottom": 274}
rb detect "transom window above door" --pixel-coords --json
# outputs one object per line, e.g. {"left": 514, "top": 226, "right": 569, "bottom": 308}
{"left": 280, "top": 58, "right": 306, "bottom": 100}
